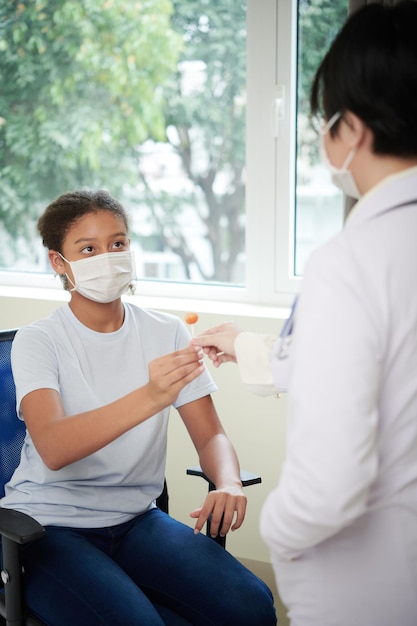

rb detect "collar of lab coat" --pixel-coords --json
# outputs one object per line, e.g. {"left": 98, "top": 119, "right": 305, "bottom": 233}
{"left": 345, "top": 165, "right": 417, "bottom": 228}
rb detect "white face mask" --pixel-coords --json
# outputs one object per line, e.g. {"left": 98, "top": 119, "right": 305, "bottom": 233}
{"left": 59, "top": 251, "right": 136, "bottom": 303}
{"left": 319, "top": 112, "right": 361, "bottom": 200}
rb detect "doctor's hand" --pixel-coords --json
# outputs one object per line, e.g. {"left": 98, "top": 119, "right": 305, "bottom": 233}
{"left": 190, "top": 485, "right": 247, "bottom": 538}
{"left": 191, "top": 323, "right": 241, "bottom": 368}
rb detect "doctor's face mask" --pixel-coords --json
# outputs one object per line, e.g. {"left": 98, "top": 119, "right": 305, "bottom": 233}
{"left": 319, "top": 112, "right": 361, "bottom": 200}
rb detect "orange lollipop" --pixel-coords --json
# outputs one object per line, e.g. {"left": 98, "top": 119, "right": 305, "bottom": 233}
{"left": 185, "top": 312, "right": 199, "bottom": 336}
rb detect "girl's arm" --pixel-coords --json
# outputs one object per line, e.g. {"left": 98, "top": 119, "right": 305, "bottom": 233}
{"left": 179, "top": 395, "right": 247, "bottom": 538}
{"left": 22, "top": 346, "right": 204, "bottom": 470}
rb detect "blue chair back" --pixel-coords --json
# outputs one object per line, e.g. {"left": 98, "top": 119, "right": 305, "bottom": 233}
{"left": 0, "top": 329, "right": 25, "bottom": 498}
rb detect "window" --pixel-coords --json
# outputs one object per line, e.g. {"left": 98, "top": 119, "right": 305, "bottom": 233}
{"left": 295, "top": 0, "right": 347, "bottom": 276}
{"left": 246, "top": 0, "right": 347, "bottom": 305}
{"left": 0, "top": 0, "right": 347, "bottom": 306}
{"left": 0, "top": 0, "right": 247, "bottom": 297}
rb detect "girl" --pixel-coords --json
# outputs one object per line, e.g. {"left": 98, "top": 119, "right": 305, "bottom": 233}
{"left": 1, "top": 189, "right": 276, "bottom": 626}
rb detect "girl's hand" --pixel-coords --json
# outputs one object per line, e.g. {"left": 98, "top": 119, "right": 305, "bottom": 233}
{"left": 190, "top": 486, "right": 247, "bottom": 538}
{"left": 147, "top": 346, "right": 204, "bottom": 409}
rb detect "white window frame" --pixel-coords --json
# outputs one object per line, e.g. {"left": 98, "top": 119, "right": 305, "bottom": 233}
{"left": 246, "top": 0, "right": 299, "bottom": 308}
{"left": 0, "top": 0, "right": 299, "bottom": 309}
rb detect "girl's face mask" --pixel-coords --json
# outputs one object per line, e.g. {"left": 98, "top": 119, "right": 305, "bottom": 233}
{"left": 58, "top": 251, "right": 136, "bottom": 303}
{"left": 319, "top": 112, "right": 361, "bottom": 200}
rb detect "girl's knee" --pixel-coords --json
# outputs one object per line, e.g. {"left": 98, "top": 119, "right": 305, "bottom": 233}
{"left": 224, "top": 576, "right": 277, "bottom": 625}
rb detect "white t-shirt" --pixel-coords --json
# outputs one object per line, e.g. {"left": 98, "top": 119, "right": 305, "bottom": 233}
{"left": 1, "top": 303, "right": 217, "bottom": 527}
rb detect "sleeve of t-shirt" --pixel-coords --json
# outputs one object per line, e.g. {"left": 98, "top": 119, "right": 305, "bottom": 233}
{"left": 11, "top": 325, "right": 60, "bottom": 419}
{"left": 172, "top": 318, "right": 218, "bottom": 408}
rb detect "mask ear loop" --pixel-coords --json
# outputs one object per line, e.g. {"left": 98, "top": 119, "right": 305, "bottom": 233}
{"left": 322, "top": 112, "right": 357, "bottom": 168}
{"left": 56, "top": 252, "right": 75, "bottom": 292}
{"left": 320, "top": 111, "right": 342, "bottom": 136}
{"left": 341, "top": 147, "right": 356, "bottom": 170}
{"left": 53, "top": 271, "right": 70, "bottom": 291}
{"left": 127, "top": 251, "right": 137, "bottom": 296}
{"left": 61, "top": 274, "right": 71, "bottom": 291}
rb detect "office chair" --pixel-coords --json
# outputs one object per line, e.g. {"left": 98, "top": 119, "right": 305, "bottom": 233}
{"left": 0, "top": 328, "right": 260, "bottom": 625}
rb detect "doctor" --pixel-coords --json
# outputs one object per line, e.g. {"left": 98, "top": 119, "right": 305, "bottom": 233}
{"left": 193, "top": 2, "right": 417, "bottom": 624}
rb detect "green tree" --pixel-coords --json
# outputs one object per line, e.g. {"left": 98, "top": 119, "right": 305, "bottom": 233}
{"left": 297, "top": 0, "right": 347, "bottom": 166}
{"left": 1, "top": 0, "right": 347, "bottom": 282}
{"left": 0, "top": 0, "right": 181, "bottom": 263}
{"left": 134, "top": 0, "right": 246, "bottom": 283}
{"left": 298, "top": 0, "right": 347, "bottom": 113}
{"left": 135, "top": 0, "right": 346, "bottom": 283}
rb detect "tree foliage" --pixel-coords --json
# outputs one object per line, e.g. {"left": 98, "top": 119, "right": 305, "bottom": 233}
{"left": 296, "top": 0, "right": 347, "bottom": 171}
{"left": 136, "top": 0, "right": 247, "bottom": 282}
{"left": 1, "top": 0, "right": 346, "bottom": 281}
{"left": 298, "top": 0, "right": 347, "bottom": 113}
{"left": 0, "top": 0, "right": 181, "bottom": 258}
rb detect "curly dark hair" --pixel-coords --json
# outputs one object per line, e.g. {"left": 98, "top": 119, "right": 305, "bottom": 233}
{"left": 37, "top": 189, "right": 130, "bottom": 253}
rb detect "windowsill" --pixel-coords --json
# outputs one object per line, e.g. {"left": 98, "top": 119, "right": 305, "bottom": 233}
{"left": 0, "top": 284, "right": 290, "bottom": 321}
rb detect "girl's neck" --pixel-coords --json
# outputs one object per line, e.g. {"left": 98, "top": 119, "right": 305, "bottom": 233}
{"left": 69, "top": 296, "right": 125, "bottom": 333}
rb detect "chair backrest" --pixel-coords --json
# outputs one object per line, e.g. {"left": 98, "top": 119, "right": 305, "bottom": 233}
{"left": 0, "top": 329, "right": 25, "bottom": 498}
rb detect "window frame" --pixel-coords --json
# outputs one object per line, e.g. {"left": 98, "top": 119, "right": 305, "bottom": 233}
{"left": 0, "top": 0, "right": 299, "bottom": 309}
{"left": 246, "top": 0, "right": 299, "bottom": 308}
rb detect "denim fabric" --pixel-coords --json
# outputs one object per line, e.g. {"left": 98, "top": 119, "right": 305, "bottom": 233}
{"left": 21, "top": 508, "right": 277, "bottom": 625}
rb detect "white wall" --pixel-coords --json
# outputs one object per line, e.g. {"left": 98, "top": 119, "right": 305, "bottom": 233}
{"left": 0, "top": 291, "right": 288, "bottom": 563}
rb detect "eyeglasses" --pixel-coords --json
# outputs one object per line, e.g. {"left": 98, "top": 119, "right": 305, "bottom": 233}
{"left": 311, "top": 111, "right": 342, "bottom": 135}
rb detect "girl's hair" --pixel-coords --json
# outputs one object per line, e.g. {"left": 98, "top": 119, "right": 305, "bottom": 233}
{"left": 38, "top": 190, "right": 132, "bottom": 292}
{"left": 37, "top": 189, "right": 130, "bottom": 253}
{"left": 310, "top": 1, "right": 417, "bottom": 156}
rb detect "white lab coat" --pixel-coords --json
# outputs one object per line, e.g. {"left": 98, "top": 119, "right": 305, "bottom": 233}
{"left": 238, "top": 167, "right": 417, "bottom": 625}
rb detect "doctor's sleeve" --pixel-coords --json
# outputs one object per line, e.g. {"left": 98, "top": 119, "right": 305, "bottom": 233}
{"left": 235, "top": 332, "right": 281, "bottom": 396}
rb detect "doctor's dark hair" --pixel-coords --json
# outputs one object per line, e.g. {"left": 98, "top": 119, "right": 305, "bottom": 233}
{"left": 310, "top": 0, "right": 417, "bottom": 156}
{"left": 37, "top": 189, "right": 130, "bottom": 253}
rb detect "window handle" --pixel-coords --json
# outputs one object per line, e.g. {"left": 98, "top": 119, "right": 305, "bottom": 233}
{"left": 273, "top": 84, "right": 285, "bottom": 137}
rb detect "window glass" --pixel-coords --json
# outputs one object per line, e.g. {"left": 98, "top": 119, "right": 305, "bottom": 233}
{"left": 294, "top": 0, "right": 347, "bottom": 275}
{"left": 0, "top": 0, "right": 246, "bottom": 286}
{"left": 1, "top": 1, "right": 350, "bottom": 303}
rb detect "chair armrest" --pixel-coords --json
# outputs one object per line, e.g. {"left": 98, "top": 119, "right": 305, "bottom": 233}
{"left": 0, "top": 507, "right": 46, "bottom": 544}
{"left": 186, "top": 465, "right": 262, "bottom": 488}
{"left": 0, "top": 509, "right": 45, "bottom": 625}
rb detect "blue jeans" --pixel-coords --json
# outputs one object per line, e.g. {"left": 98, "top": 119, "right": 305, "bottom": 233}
{"left": 20, "top": 508, "right": 277, "bottom": 625}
